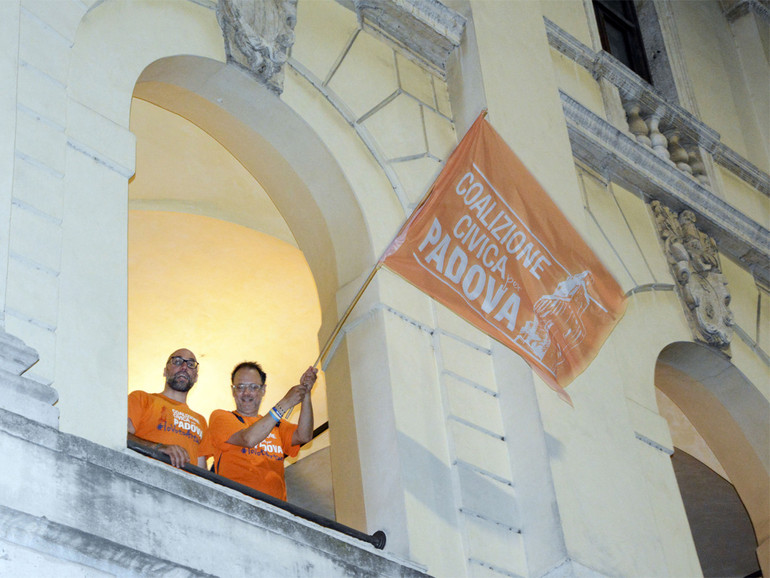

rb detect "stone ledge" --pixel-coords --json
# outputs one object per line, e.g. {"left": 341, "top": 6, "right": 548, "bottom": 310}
{"left": 0, "top": 371, "right": 58, "bottom": 429}
{"left": 0, "top": 408, "right": 428, "bottom": 577}
{"left": 0, "top": 329, "right": 58, "bottom": 428}
{"left": 353, "top": 0, "right": 466, "bottom": 77}
{"left": 0, "top": 328, "right": 39, "bottom": 375}
{"left": 0, "top": 504, "right": 213, "bottom": 577}
{"left": 560, "top": 91, "right": 770, "bottom": 286}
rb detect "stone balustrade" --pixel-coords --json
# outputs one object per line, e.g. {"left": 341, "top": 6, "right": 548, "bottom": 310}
{"left": 545, "top": 17, "right": 770, "bottom": 198}
{"left": 544, "top": 16, "right": 769, "bottom": 287}
{"left": 592, "top": 50, "right": 719, "bottom": 189}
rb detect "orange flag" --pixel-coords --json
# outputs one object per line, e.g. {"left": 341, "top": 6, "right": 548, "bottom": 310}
{"left": 381, "top": 113, "right": 627, "bottom": 402}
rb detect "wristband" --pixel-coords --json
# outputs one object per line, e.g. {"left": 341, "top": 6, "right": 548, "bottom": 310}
{"left": 269, "top": 406, "right": 283, "bottom": 423}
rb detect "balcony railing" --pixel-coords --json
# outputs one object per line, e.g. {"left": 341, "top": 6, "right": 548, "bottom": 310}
{"left": 127, "top": 439, "right": 387, "bottom": 550}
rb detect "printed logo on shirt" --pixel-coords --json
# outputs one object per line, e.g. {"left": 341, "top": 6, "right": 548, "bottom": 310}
{"left": 158, "top": 406, "right": 169, "bottom": 429}
{"left": 241, "top": 431, "right": 284, "bottom": 461}
{"left": 156, "top": 408, "right": 203, "bottom": 442}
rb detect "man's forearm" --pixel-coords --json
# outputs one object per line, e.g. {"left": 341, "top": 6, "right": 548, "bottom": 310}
{"left": 127, "top": 432, "right": 156, "bottom": 449}
{"left": 227, "top": 415, "right": 276, "bottom": 448}
{"left": 294, "top": 394, "right": 314, "bottom": 445}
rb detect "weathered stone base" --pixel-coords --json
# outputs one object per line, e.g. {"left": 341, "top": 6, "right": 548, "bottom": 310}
{"left": 0, "top": 408, "right": 427, "bottom": 577}
{"left": 0, "top": 329, "right": 58, "bottom": 428}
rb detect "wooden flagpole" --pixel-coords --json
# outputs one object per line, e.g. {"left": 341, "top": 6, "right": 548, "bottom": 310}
{"left": 312, "top": 109, "right": 489, "bottom": 371}
{"left": 313, "top": 261, "right": 383, "bottom": 369}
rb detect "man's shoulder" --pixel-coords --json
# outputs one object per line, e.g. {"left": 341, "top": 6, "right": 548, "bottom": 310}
{"left": 129, "top": 390, "right": 171, "bottom": 405}
{"left": 209, "top": 409, "right": 237, "bottom": 424}
{"left": 128, "top": 390, "right": 152, "bottom": 403}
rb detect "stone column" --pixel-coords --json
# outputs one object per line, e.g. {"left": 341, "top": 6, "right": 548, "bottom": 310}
{"left": 0, "top": 1, "right": 59, "bottom": 430}
{"left": 0, "top": 1, "right": 19, "bottom": 324}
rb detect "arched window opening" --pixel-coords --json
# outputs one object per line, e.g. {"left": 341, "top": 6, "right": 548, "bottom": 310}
{"left": 128, "top": 96, "right": 333, "bottom": 518}
{"left": 670, "top": 448, "right": 759, "bottom": 577}
{"left": 657, "top": 388, "right": 761, "bottom": 576}
{"left": 656, "top": 344, "right": 768, "bottom": 577}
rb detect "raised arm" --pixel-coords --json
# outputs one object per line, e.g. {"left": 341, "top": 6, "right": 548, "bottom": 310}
{"left": 228, "top": 366, "right": 317, "bottom": 448}
{"left": 292, "top": 366, "right": 316, "bottom": 446}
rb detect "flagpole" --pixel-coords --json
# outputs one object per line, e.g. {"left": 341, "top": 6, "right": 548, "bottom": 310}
{"left": 313, "top": 261, "right": 383, "bottom": 369}
{"left": 311, "top": 109, "right": 489, "bottom": 371}
{"left": 314, "top": 175, "right": 459, "bottom": 372}
{"left": 312, "top": 173, "right": 447, "bottom": 371}
{"left": 289, "top": 116, "right": 479, "bottom": 421}
{"left": 283, "top": 186, "right": 432, "bottom": 425}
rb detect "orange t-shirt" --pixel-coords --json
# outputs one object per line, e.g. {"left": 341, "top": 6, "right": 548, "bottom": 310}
{"left": 204, "top": 409, "right": 299, "bottom": 501}
{"left": 128, "top": 391, "right": 208, "bottom": 463}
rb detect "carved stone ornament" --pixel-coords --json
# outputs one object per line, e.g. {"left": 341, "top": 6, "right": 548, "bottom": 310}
{"left": 353, "top": 0, "right": 466, "bottom": 77}
{"left": 651, "top": 200, "right": 734, "bottom": 350}
{"left": 217, "top": 0, "right": 298, "bottom": 94}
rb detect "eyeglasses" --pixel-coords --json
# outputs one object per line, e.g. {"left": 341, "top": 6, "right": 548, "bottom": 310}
{"left": 168, "top": 356, "right": 199, "bottom": 369}
{"left": 231, "top": 383, "right": 265, "bottom": 392}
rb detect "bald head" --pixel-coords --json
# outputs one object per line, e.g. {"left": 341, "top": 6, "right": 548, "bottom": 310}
{"left": 164, "top": 348, "right": 199, "bottom": 393}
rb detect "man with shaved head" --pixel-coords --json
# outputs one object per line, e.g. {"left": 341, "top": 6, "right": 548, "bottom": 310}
{"left": 128, "top": 348, "right": 208, "bottom": 468}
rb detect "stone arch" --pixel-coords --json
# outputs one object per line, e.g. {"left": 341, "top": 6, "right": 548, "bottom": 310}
{"left": 62, "top": 0, "right": 376, "bottom": 524}
{"left": 656, "top": 341, "right": 769, "bottom": 573}
{"left": 68, "top": 0, "right": 373, "bottom": 346}
{"left": 133, "top": 55, "right": 373, "bottom": 337}
{"left": 129, "top": 56, "right": 378, "bottom": 523}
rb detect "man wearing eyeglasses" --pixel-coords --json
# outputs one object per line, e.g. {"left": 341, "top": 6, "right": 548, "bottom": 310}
{"left": 127, "top": 348, "right": 208, "bottom": 469}
{"left": 202, "top": 361, "right": 316, "bottom": 500}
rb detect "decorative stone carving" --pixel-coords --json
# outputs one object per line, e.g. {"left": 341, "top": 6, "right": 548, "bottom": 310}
{"left": 651, "top": 200, "right": 734, "bottom": 349}
{"left": 721, "top": 0, "right": 770, "bottom": 22}
{"left": 216, "top": 0, "right": 298, "bottom": 94}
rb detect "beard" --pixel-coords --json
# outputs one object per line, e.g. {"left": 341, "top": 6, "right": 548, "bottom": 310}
{"left": 167, "top": 373, "right": 196, "bottom": 392}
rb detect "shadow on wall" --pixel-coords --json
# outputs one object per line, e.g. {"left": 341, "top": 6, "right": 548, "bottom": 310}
{"left": 671, "top": 449, "right": 760, "bottom": 577}
{"left": 657, "top": 341, "right": 769, "bottom": 578}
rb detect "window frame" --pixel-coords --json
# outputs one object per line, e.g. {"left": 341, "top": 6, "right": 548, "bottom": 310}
{"left": 593, "top": 0, "right": 652, "bottom": 84}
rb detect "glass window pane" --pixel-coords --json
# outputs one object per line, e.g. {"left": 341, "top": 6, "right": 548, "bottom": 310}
{"left": 605, "top": 22, "right": 631, "bottom": 68}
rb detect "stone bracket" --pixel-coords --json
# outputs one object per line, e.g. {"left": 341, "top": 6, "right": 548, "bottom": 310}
{"left": 353, "top": 0, "right": 466, "bottom": 77}
{"left": 217, "top": 0, "right": 299, "bottom": 95}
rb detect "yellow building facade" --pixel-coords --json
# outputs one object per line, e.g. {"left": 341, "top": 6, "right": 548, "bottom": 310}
{"left": 0, "top": 0, "right": 767, "bottom": 576}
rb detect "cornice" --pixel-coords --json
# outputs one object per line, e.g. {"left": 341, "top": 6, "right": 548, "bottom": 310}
{"left": 545, "top": 17, "right": 770, "bottom": 198}
{"left": 560, "top": 91, "right": 770, "bottom": 285}
{"left": 353, "top": 0, "right": 466, "bottom": 77}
